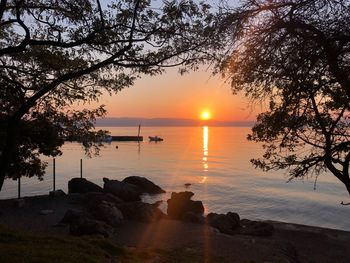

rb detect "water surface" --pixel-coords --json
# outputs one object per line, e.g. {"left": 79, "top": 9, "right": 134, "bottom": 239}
{"left": 1, "top": 127, "right": 349, "bottom": 230}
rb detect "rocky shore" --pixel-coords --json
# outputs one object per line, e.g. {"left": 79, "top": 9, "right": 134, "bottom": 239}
{"left": 1, "top": 176, "right": 350, "bottom": 262}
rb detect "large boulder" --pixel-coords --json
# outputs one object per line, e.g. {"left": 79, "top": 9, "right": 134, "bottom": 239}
{"left": 122, "top": 176, "right": 166, "bottom": 194}
{"left": 116, "top": 201, "right": 165, "bottom": 222}
{"left": 103, "top": 178, "right": 141, "bottom": 202}
{"left": 84, "top": 192, "right": 124, "bottom": 209}
{"left": 239, "top": 219, "right": 274, "bottom": 237}
{"left": 68, "top": 193, "right": 86, "bottom": 204}
{"left": 60, "top": 209, "right": 89, "bottom": 225}
{"left": 206, "top": 212, "right": 240, "bottom": 235}
{"left": 167, "top": 191, "right": 204, "bottom": 219}
{"left": 181, "top": 211, "right": 205, "bottom": 224}
{"left": 91, "top": 201, "right": 124, "bottom": 227}
{"left": 60, "top": 209, "right": 113, "bottom": 237}
{"left": 68, "top": 178, "right": 103, "bottom": 194}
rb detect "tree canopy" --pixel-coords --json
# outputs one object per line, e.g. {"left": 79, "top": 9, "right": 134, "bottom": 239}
{"left": 0, "top": 0, "right": 216, "bottom": 190}
{"left": 218, "top": 0, "right": 350, "bottom": 196}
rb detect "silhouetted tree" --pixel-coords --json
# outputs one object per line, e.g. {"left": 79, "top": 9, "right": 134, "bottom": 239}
{"left": 218, "top": 0, "right": 350, "bottom": 196}
{"left": 0, "top": 0, "right": 215, "bottom": 190}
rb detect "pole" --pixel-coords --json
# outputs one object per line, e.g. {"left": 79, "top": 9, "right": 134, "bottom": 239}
{"left": 53, "top": 158, "right": 56, "bottom": 191}
{"left": 18, "top": 176, "right": 21, "bottom": 199}
{"left": 137, "top": 123, "right": 141, "bottom": 142}
{"left": 80, "top": 159, "right": 83, "bottom": 178}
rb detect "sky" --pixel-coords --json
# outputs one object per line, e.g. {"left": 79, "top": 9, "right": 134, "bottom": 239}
{"left": 91, "top": 67, "right": 262, "bottom": 122}
{"left": 91, "top": 0, "right": 259, "bottom": 122}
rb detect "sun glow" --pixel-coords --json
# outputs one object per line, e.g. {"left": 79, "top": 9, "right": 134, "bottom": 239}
{"left": 200, "top": 111, "right": 211, "bottom": 120}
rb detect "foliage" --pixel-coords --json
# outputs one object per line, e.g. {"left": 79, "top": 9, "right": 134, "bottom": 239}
{"left": 218, "top": 0, "right": 350, "bottom": 194}
{"left": 0, "top": 106, "right": 107, "bottom": 179}
{"left": 0, "top": 0, "right": 216, "bottom": 186}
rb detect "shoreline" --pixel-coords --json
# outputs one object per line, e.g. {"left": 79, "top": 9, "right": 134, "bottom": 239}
{"left": 1, "top": 194, "right": 350, "bottom": 262}
{"left": 0, "top": 194, "right": 349, "bottom": 233}
{"left": 1, "top": 193, "right": 349, "bottom": 233}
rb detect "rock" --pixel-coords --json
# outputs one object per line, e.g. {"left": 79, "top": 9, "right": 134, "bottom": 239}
{"left": 39, "top": 209, "right": 54, "bottom": 215}
{"left": 184, "top": 183, "right": 191, "bottom": 188}
{"left": 122, "top": 176, "right": 166, "bottom": 194}
{"left": 103, "top": 178, "right": 141, "bottom": 202}
{"left": 181, "top": 212, "right": 205, "bottom": 224}
{"left": 60, "top": 209, "right": 90, "bottom": 225}
{"left": 61, "top": 209, "right": 113, "bottom": 237}
{"left": 206, "top": 212, "right": 240, "bottom": 235}
{"left": 167, "top": 191, "right": 204, "bottom": 219}
{"left": 84, "top": 192, "right": 123, "bottom": 209}
{"left": 70, "top": 217, "right": 113, "bottom": 238}
{"left": 116, "top": 201, "right": 165, "bottom": 222}
{"left": 68, "top": 178, "right": 103, "bottom": 194}
{"left": 227, "top": 212, "right": 240, "bottom": 225}
{"left": 239, "top": 219, "right": 274, "bottom": 237}
{"left": 68, "top": 193, "right": 85, "bottom": 204}
{"left": 49, "top": 189, "right": 66, "bottom": 197}
{"left": 91, "top": 201, "right": 124, "bottom": 227}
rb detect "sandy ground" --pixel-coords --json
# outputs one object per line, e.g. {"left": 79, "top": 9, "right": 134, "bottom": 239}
{"left": 1, "top": 195, "right": 350, "bottom": 262}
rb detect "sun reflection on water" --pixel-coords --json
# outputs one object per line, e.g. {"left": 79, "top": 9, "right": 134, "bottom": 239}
{"left": 201, "top": 126, "right": 209, "bottom": 183}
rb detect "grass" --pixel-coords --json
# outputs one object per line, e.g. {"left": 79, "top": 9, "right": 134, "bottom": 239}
{"left": 0, "top": 224, "right": 125, "bottom": 263}
{"left": 0, "top": 225, "right": 213, "bottom": 263}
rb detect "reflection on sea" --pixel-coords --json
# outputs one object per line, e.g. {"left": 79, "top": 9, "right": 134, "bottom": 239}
{"left": 200, "top": 126, "right": 209, "bottom": 183}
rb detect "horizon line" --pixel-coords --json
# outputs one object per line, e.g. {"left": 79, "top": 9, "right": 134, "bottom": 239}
{"left": 96, "top": 117, "right": 255, "bottom": 127}
{"left": 99, "top": 117, "right": 256, "bottom": 122}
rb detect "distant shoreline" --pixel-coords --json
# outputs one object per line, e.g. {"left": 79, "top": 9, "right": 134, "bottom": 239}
{"left": 95, "top": 117, "right": 255, "bottom": 127}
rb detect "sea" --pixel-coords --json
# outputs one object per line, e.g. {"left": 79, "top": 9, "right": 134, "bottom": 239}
{"left": 1, "top": 126, "right": 349, "bottom": 231}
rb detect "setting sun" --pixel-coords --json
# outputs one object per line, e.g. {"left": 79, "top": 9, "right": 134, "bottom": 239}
{"left": 200, "top": 111, "right": 211, "bottom": 120}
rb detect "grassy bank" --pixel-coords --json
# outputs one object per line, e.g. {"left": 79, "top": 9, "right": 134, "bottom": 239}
{"left": 0, "top": 224, "right": 210, "bottom": 263}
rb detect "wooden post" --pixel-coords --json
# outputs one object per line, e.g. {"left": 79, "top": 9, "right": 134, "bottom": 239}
{"left": 80, "top": 159, "right": 83, "bottom": 178}
{"left": 18, "top": 176, "right": 21, "bottom": 199}
{"left": 53, "top": 158, "right": 56, "bottom": 191}
{"left": 137, "top": 124, "right": 141, "bottom": 142}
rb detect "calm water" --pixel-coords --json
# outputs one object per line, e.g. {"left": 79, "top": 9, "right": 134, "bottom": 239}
{"left": 1, "top": 127, "right": 350, "bottom": 231}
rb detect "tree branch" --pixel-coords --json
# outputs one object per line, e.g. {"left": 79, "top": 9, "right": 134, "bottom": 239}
{"left": 96, "top": 0, "right": 105, "bottom": 27}
{"left": 0, "top": 0, "right": 6, "bottom": 21}
{"left": 11, "top": 0, "right": 144, "bottom": 121}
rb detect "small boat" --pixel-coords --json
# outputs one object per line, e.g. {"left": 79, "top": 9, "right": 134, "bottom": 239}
{"left": 149, "top": 136, "right": 163, "bottom": 142}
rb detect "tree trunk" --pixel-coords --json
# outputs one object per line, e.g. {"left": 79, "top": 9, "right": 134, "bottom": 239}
{"left": 345, "top": 180, "right": 350, "bottom": 197}
{"left": 0, "top": 118, "right": 19, "bottom": 191}
{"left": 324, "top": 154, "right": 350, "bottom": 195}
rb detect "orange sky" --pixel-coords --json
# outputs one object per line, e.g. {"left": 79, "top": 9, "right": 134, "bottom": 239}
{"left": 87, "top": 67, "right": 262, "bottom": 122}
